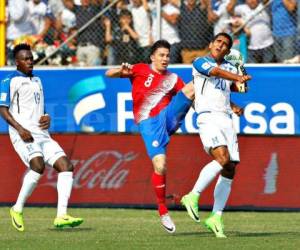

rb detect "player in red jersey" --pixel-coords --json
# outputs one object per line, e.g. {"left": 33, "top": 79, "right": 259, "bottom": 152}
{"left": 106, "top": 40, "right": 194, "bottom": 233}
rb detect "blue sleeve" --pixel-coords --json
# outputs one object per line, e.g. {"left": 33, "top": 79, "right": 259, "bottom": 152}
{"left": 0, "top": 77, "right": 11, "bottom": 107}
{"left": 193, "top": 57, "right": 215, "bottom": 77}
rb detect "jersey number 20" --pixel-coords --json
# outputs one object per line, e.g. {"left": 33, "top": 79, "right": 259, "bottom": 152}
{"left": 215, "top": 79, "right": 226, "bottom": 91}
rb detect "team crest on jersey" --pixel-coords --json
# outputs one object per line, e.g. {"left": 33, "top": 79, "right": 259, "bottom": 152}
{"left": 152, "top": 140, "right": 159, "bottom": 147}
{"left": 162, "top": 79, "right": 171, "bottom": 89}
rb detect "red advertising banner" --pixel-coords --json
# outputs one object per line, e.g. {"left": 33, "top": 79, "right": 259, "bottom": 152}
{"left": 0, "top": 134, "right": 300, "bottom": 209}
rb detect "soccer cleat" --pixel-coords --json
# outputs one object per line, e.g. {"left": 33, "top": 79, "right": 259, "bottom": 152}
{"left": 204, "top": 213, "right": 227, "bottom": 238}
{"left": 54, "top": 214, "right": 84, "bottom": 228}
{"left": 181, "top": 192, "right": 200, "bottom": 222}
{"left": 10, "top": 207, "right": 25, "bottom": 232}
{"left": 160, "top": 213, "right": 176, "bottom": 234}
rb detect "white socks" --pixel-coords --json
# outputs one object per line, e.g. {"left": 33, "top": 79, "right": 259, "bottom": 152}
{"left": 213, "top": 176, "right": 233, "bottom": 215}
{"left": 192, "top": 160, "right": 222, "bottom": 195}
{"left": 57, "top": 171, "right": 73, "bottom": 217}
{"left": 14, "top": 170, "right": 41, "bottom": 213}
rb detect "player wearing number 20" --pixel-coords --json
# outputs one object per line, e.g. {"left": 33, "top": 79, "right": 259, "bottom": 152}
{"left": 181, "top": 33, "right": 251, "bottom": 238}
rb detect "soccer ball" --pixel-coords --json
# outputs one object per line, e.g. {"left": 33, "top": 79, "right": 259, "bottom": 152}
{"left": 225, "top": 49, "right": 244, "bottom": 66}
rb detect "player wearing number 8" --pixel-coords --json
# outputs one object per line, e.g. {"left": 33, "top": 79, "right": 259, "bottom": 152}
{"left": 106, "top": 40, "right": 195, "bottom": 234}
{"left": 181, "top": 33, "right": 251, "bottom": 238}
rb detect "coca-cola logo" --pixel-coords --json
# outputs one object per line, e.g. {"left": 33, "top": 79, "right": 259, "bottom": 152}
{"left": 41, "top": 151, "right": 138, "bottom": 189}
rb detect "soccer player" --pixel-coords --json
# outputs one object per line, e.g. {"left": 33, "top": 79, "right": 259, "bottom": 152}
{"left": 180, "top": 33, "right": 251, "bottom": 238}
{"left": 105, "top": 40, "right": 194, "bottom": 233}
{"left": 0, "top": 44, "right": 83, "bottom": 232}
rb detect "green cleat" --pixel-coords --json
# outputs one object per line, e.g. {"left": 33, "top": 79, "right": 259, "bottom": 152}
{"left": 181, "top": 192, "right": 200, "bottom": 222}
{"left": 54, "top": 214, "right": 84, "bottom": 228}
{"left": 204, "top": 213, "right": 227, "bottom": 238}
{"left": 10, "top": 207, "right": 25, "bottom": 232}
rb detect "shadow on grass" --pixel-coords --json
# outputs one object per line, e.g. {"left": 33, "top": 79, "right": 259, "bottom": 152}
{"left": 230, "top": 231, "right": 300, "bottom": 237}
{"left": 174, "top": 231, "right": 300, "bottom": 238}
{"left": 175, "top": 231, "right": 212, "bottom": 237}
{"left": 48, "top": 227, "right": 93, "bottom": 232}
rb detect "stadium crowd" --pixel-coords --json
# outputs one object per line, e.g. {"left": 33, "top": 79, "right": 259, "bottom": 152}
{"left": 5, "top": 0, "right": 300, "bottom": 66}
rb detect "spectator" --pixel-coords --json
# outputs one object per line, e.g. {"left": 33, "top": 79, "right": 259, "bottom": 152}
{"left": 105, "top": 9, "right": 139, "bottom": 65}
{"left": 74, "top": 0, "right": 104, "bottom": 66}
{"left": 6, "top": 0, "right": 35, "bottom": 65}
{"left": 208, "top": 0, "right": 236, "bottom": 35}
{"left": 128, "top": 0, "right": 152, "bottom": 63}
{"left": 179, "top": 0, "right": 213, "bottom": 64}
{"left": 235, "top": 0, "right": 274, "bottom": 63}
{"left": 28, "top": 0, "right": 52, "bottom": 39}
{"left": 271, "top": 0, "right": 297, "bottom": 62}
{"left": 151, "top": 0, "right": 181, "bottom": 63}
{"left": 227, "top": 15, "right": 248, "bottom": 62}
{"left": 55, "top": 0, "right": 77, "bottom": 65}
{"left": 103, "top": 0, "right": 127, "bottom": 65}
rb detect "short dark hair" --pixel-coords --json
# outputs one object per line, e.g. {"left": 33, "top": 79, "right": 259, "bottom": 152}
{"left": 150, "top": 40, "right": 171, "bottom": 55}
{"left": 212, "top": 33, "right": 233, "bottom": 49}
{"left": 119, "top": 9, "right": 132, "bottom": 18}
{"left": 13, "top": 43, "right": 31, "bottom": 59}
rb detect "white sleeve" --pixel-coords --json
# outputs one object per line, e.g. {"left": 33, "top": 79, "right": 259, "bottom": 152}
{"left": 8, "top": 0, "right": 27, "bottom": 22}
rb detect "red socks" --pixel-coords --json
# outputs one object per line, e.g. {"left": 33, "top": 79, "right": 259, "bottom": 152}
{"left": 151, "top": 172, "right": 168, "bottom": 216}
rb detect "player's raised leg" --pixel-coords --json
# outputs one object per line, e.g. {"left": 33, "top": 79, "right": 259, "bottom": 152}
{"left": 53, "top": 156, "right": 83, "bottom": 228}
{"left": 181, "top": 160, "right": 222, "bottom": 223}
{"left": 152, "top": 154, "right": 175, "bottom": 233}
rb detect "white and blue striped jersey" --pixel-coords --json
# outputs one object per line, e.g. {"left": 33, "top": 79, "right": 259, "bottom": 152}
{"left": 0, "top": 71, "right": 48, "bottom": 136}
{"left": 192, "top": 56, "right": 237, "bottom": 115}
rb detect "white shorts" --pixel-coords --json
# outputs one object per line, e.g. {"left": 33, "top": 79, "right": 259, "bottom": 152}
{"left": 10, "top": 133, "right": 66, "bottom": 167}
{"left": 197, "top": 112, "right": 240, "bottom": 162}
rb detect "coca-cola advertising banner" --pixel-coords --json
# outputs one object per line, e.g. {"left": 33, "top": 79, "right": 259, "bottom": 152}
{"left": 1, "top": 134, "right": 300, "bottom": 209}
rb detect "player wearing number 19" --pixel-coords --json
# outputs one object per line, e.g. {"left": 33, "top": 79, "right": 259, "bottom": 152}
{"left": 0, "top": 44, "right": 83, "bottom": 232}
{"left": 106, "top": 40, "right": 194, "bottom": 234}
{"left": 181, "top": 33, "right": 251, "bottom": 238}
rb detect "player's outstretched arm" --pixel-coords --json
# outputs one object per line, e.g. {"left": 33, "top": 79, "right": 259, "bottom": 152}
{"left": 210, "top": 67, "right": 251, "bottom": 83}
{"left": 0, "top": 106, "right": 34, "bottom": 142}
{"left": 105, "top": 62, "right": 133, "bottom": 78}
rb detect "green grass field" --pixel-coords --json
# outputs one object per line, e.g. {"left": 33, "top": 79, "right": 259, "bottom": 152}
{"left": 1, "top": 207, "right": 300, "bottom": 250}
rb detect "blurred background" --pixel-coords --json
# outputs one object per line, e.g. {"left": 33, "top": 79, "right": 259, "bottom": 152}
{"left": 0, "top": 0, "right": 299, "bottom": 66}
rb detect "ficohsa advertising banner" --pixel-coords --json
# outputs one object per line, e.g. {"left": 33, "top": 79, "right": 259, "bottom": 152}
{"left": 0, "top": 65, "right": 299, "bottom": 135}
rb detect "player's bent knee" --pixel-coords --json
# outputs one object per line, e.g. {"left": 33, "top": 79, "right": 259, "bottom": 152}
{"left": 215, "top": 155, "right": 230, "bottom": 167}
{"left": 30, "top": 157, "right": 46, "bottom": 174}
{"left": 222, "top": 162, "right": 236, "bottom": 179}
{"left": 154, "top": 164, "right": 166, "bottom": 175}
{"left": 54, "top": 156, "right": 74, "bottom": 172}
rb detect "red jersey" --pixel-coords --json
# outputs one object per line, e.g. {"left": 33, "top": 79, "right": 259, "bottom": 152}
{"left": 129, "top": 63, "right": 184, "bottom": 123}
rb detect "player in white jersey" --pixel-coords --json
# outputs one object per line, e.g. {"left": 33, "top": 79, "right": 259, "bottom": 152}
{"left": 0, "top": 44, "right": 83, "bottom": 232}
{"left": 181, "top": 33, "right": 251, "bottom": 238}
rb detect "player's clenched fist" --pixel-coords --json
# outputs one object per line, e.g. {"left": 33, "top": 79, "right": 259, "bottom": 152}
{"left": 39, "top": 114, "right": 51, "bottom": 130}
{"left": 121, "top": 62, "right": 133, "bottom": 76}
{"left": 237, "top": 74, "right": 251, "bottom": 83}
{"left": 18, "top": 127, "right": 34, "bottom": 143}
